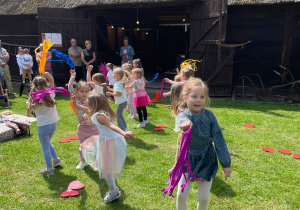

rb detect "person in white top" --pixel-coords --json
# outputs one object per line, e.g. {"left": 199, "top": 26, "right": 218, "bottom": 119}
{"left": 26, "top": 72, "right": 62, "bottom": 175}
{"left": 106, "top": 63, "right": 115, "bottom": 100}
{"left": 86, "top": 65, "right": 106, "bottom": 95}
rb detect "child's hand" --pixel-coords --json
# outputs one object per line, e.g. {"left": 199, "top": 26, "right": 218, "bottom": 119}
{"left": 88, "top": 82, "right": 95, "bottom": 89}
{"left": 70, "top": 70, "right": 76, "bottom": 76}
{"left": 106, "top": 91, "right": 112, "bottom": 96}
{"left": 82, "top": 113, "right": 89, "bottom": 120}
{"left": 87, "top": 65, "right": 93, "bottom": 72}
{"left": 124, "top": 131, "right": 134, "bottom": 138}
{"left": 163, "top": 93, "right": 168, "bottom": 97}
{"left": 179, "top": 121, "right": 192, "bottom": 130}
{"left": 223, "top": 167, "right": 232, "bottom": 181}
{"left": 176, "top": 68, "right": 180, "bottom": 74}
{"left": 165, "top": 78, "right": 170, "bottom": 83}
{"left": 71, "top": 95, "right": 78, "bottom": 104}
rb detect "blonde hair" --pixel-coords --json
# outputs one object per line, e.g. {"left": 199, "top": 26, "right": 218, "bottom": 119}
{"left": 76, "top": 80, "right": 90, "bottom": 92}
{"left": 177, "top": 78, "right": 210, "bottom": 113}
{"left": 181, "top": 67, "right": 194, "bottom": 80}
{"left": 86, "top": 93, "right": 117, "bottom": 122}
{"left": 123, "top": 70, "right": 132, "bottom": 84}
{"left": 113, "top": 67, "right": 126, "bottom": 87}
{"left": 122, "top": 62, "right": 132, "bottom": 72}
{"left": 24, "top": 48, "right": 29, "bottom": 54}
{"left": 174, "top": 74, "right": 181, "bottom": 82}
{"left": 27, "top": 76, "right": 57, "bottom": 112}
{"left": 85, "top": 40, "right": 91, "bottom": 45}
{"left": 170, "top": 82, "right": 184, "bottom": 116}
{"left": 132, "top": 68, "right": 143, "bottom": 79}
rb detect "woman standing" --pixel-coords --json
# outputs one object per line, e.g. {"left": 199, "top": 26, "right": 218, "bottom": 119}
{"left": 81, "top": 40, "right": 96, "bottom": 81}
{"left": 120, "top": 36, "right": 135, "bottom": 65}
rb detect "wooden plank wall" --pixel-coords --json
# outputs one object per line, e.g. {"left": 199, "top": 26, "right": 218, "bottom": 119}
{"left": 226, "top": 5, "right": 286, "bottom": 88}
{"left": 37, "top": 8, "right": 92, "bottom": 83}
{"left": 189, "top": 0, "right": 234, "bottom": 96}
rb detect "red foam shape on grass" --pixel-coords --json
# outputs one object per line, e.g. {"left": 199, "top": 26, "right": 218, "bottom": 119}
{"left": 278, "top": 149, "right": 291, "bottom": 154}
{"left": 163, "top": 105, "right": 171, "bottom": 108}
{"left": 60, "top": 189, "right": 79, "bottom": 197}
{"left": 59, "top": 138, "right": 71, "bottom": 143}
{"left": 68, "top": 180, "right": 85, "bottom": 190}
{"left": 262, "top": 147, "right": 275, "bottom": 153}
{"left": 69, "top": 136, "right": 78, "bottom": 140}
{"left": 293, "top": 153, "right": 300, "bottom": 159}
{"left": 108, "top": 103, "right": 112, "bottom": 105}
{"left": 154, "top": 128, "right": 164, "bottom": 131}
{"left": 156, "top": 125, "right": 166, "bottom": 128}
{"left": 245, "top": 124, "right": 255, "bottom": 128}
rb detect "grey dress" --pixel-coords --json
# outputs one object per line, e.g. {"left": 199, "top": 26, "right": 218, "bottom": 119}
{"left": 177, "top": 108, "right": 231, "bottom": 181}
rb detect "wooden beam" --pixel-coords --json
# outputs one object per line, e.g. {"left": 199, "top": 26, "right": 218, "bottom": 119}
{"left": 281, "top": 5, "right": 294, "bottom": 82}
{"left": 37, "top": 16, "right": 91, "bottom": 23}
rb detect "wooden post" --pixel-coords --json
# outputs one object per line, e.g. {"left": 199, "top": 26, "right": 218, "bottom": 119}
{"left": 91, "top": 10, "right": 98, "bottom": 68}
{"left": 281, "top": 5, "right": 294, "bottom": 83}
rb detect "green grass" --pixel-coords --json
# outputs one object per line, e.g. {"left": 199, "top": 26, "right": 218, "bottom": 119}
{"left": 0, "top": 93, "right": 299, "bottom": 209}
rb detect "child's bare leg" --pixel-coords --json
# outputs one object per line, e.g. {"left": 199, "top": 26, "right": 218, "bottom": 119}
{"left": 27, "top": 70, "right": 32, "bottom": 83}
{"left": 22, "top": 69, "right": 26, "bottom": 83}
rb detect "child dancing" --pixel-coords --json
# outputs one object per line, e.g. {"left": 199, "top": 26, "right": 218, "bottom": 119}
{"left": 68, "top": 70, "right": 99, "bottom": 170}
{"left": 106, "top": 68, "right": 130, "bottom": 131}
{"left": 86, "top": 65, "right": 106, "bottom": 95}
{"left": 167, "top": 77, "right": 232, "bottom": 210}
{"left": 106, "top": 63, "right": 115, "bottom": 100}
{"left": 126, "top": 68, "right": 151, "bottom": 128}
{"left": 73, "top": 93, "right": 134, "bottom": 203}
{"left": 27, "top": 72, "right": 62, "bottom": 175}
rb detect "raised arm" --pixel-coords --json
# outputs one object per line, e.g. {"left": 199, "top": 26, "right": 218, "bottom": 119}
{"left": 68, "top": 70, "right": 76, "bottom": 96}
{"left": 86, "top": 65, "right": 93, "bottom": 82}
{"left": 96, "top": 114, "right": 134, "bottom": 138}
{"left": 43, "top": 72, "right": 54, "bottom": 88}
{"left": 71, "top": 96, "right": 90, "bottom": 114}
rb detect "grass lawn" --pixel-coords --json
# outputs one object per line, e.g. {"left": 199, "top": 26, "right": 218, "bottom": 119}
{"left": 0, "top": 92, "right": 299, "bottom": 210}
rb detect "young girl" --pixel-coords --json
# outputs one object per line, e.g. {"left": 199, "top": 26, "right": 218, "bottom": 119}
{"left": 27, "top": 72, "right": 62, "bottom": 175}
{"left": 86, "top": 65, "right": 106, "bottom": 95}
{"left": 106, "top": 63, "right": 115, "bottom": 101}
{"left": 122, "top": 64, "right": 137, "bottom": 118}
{"left": 174, "top": 77, "right": 232, "bottom": 210}
{"left": 73, "top": 93, "right": 134, "bottom": 203}
{"left": 132, "top": 58, "right": 148, "bottom": 84}
{"left": 68, "top": 70, "right": 99, "bottom": 170}
{"left": 126, "top": 68, "right": 151, "bottom": 128}
{"left": 106, "top": 68, "right": 130, "bottom": 131}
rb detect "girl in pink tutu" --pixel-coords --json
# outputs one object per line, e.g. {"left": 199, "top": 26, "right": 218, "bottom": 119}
{"left": 126, "top": 68, "right": 151, "bottom": 128}
{"left": 73, "top": 93, "right": 134, "bottom": 203}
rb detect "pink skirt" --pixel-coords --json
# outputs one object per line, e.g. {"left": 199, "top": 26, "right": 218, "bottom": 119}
{"left": 77, "top": 124, "right": 99, "bottom": 144}
{"left": 133, "top": 90, "right": 151, "bottom": 108}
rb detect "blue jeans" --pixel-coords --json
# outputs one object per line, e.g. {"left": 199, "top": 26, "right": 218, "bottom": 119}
{"left": 38, "top": 123, "right": 58, "bottom": 170}
{"left": 116, "top": 101, "right": 127, "bottom": 131}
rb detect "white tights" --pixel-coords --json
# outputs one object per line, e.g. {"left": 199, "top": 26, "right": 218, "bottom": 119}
{"left": 176, "top": 173, "right": 212, "bottom": 210}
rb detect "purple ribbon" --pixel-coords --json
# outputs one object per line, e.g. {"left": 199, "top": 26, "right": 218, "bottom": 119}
{"left": 161, "top": 126, "right": 202, "bottom": 198}
{"left": 160, "top": 79, "right": 167, "bottom": 101}
{"left": 31, "top": 87, "right": 70, "bottom": 103}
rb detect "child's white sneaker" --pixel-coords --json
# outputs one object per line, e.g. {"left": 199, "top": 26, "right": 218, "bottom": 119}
{"left": 143, "top": 120, "right": 149, "bottom": 125}
{"left": 137, "top": 122, "right": 145, "bottom": 128}
{"left": 130, "top": 114, "right": 138, "bottom": 118}
{"left": 104, "top": 187, "right": 121, "bottom": 203}
{"left": 76, "top": 161, "right": 88, "bottom": 170}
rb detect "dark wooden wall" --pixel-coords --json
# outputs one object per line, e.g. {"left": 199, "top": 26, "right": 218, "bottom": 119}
{"left": 0, "top": 15, "right": 38, "bottom": 81}
{"left": 227, "top": 4, "right": 300, "bottom": 88}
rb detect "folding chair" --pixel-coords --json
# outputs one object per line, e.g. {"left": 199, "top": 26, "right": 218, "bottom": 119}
{"left": 0, "top": 77, "right": 10, "bottom": 108}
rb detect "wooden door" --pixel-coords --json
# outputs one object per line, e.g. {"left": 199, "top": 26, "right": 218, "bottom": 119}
{"left": 37, "top": 8, "right": 92, "bottom": 80}
{"left": 189, "top": 0, "right": 234, "bottom": 96}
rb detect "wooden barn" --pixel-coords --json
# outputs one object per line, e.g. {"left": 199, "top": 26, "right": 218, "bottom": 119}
{"left": 0, "top": 0, "right": 299, "bottom": 97}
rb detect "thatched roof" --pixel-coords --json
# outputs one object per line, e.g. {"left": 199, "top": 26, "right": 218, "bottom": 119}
{"left": 0, "top": 0, "right": 300, "bottom": 15}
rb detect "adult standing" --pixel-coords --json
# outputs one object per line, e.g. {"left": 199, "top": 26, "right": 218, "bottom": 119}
{"left": 68, "top": 39, "right": 83, "bottom": 81}
{"left": 36, "top": 43, "right": 53, "bottom": 76}
{"left": 81, "top": 40, "right": 96, "bottom": 81}
{"left": 0, "top": 40, "right": 14, "bottom": 95}
{"left": 120, "top": 36, "right": 135, "bottom": 65}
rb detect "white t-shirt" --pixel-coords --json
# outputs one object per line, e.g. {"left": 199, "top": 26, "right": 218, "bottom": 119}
{"left": 92, "top": 84, "right": 104, "bottom": 95}
{"left": 107, "top": 70, "right": 115, "bottom": 86}
{"left": 113, "top": 80, "right": 127, "bottom": 105}
{"left": 31, "top": 93, "right": 60, "bottom": 127}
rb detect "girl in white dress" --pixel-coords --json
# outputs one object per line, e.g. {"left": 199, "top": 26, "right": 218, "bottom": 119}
{"left": 72, "top": 93, "right": 134, "bottom": 203}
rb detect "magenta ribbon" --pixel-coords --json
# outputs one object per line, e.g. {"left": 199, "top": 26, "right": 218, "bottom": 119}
{"left": 31, "top": 87, "right": 70, "bottom": 103}
{"left": 161, "top": 126, "right": 202, "bottom": 198}
{"left": 160, "top": 79, "right": 167, "bottom": 101}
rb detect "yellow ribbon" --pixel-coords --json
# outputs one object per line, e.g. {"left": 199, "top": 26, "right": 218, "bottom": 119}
{"left": 36, "top": 39, "right": 53, "bottom": 74}
{"left": 180, "top": 59, "right": 202, "bottom": 71}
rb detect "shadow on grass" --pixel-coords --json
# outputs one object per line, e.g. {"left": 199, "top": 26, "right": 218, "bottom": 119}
{"left": 210, "top": 177, "right": 236, "bottom": 198}
{"left": 126, "top": 137, "right": 158, "bottom": 150}
{"left": 84, "top": 168, "right": 137, "bottom": 210}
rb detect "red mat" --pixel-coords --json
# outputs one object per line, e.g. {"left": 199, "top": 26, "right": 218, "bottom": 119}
{"left": 293, "top": 153, "right": 300, "bottom": 159}
{"left": 262, "top": 147, "right": 275, "bottom": 153}
{"left": 156, "top": 125, "right": 166, "bottom": 128}
{"left": 68, "top": 181, "right": 85, "bottom": 190}
{"left": 278, "top": 149, "right": 291, "bottom": 154}
{"left": 69, "top": 136, "right": 78, "bottom": 140}
{"left": 60, "top": 189, "right": 79, "bottom": 197}
{"left": 245, "top": 124, "right": 255, "bottom": 128}
{"left": 154, "top": 128, "right": 164, "bottom": 131}
{"left": 59, "top": 138, "right": 71, "bottom": 143}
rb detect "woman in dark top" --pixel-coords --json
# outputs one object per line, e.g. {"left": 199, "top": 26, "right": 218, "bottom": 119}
{"left": 81, "top": 40, "right": 96, "bottom": 81}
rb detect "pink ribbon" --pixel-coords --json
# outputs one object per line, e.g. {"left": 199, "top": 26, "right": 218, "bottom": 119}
{"left": 160, "top": 79, "right": 167, "bottom": 101}
{"left": 161, "top": 126, "right": 202, "bottom": 198}
{"left": 31, "top": 87, "right": 70, "bottom": 103}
